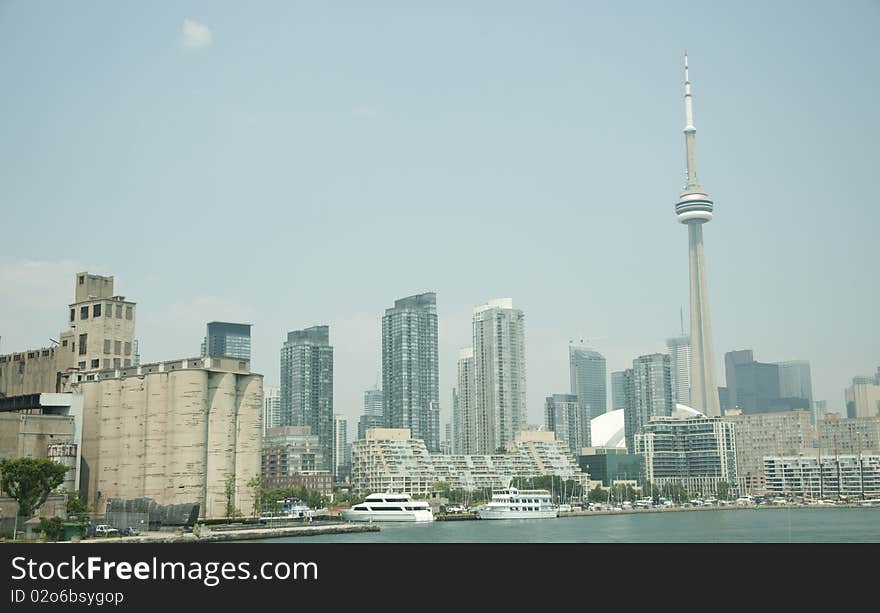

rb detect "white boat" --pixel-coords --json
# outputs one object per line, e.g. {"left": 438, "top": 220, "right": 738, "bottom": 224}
{"left": 340, "top": 492, "right": 434, "bottom": 522}
{"left": 476, "top": 487, "right": 558, "bottom": 520}
{"left": 260, "top": 499, "right": 314, "bottom": 522}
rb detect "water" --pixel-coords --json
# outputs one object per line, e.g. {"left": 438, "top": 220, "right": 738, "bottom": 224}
{"left": 257, "top": 508, "right": 880, "bottom": 543}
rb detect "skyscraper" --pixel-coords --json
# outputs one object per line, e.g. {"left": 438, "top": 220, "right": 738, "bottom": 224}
{"left": 472, "top": 299, "right": 526, "bottom": 454}
{"left": 623, "top": 353, "right": 675, "bottom": 453}
{"left": 545, "top": 393, "right": 589, "bottom": 455}
{"left": 262, "top": 386, "right": 282, "bottom": 436}
{"left": 382, "top": 293, "right": 440, "bottom": 451}
{"left": 454, "top": 347, "right": 476, "bottom": 454}
{"left": 569, "top": 345, "right": 607, "bottom": 420}
{"left": 333, "top": 415, "right": 349, "bottom": 482}
{"left": 666, "top": 335, "right": 691, "bottom": 406}
{"left": 358, "top": 387, "right": 384, "bottom": 440}
{"left": 202, "top": 322, "right": 252, "bottom": 360}
{"left": 724, "top": 349, "right": 755, "bottom": 409}
{"left": 675, "top": 53, "right": 720, "bottom": 417}
{"left": 611, "top": 371, "right": 627, "bottom": 411}
{"left": 280, "top": 325, "right": 334, "bottom": 471}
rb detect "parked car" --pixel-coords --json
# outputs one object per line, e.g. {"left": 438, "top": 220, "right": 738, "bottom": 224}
{"left": 94, "top": 525, "right": 119, "bottom": 537}
{"left": 119, "top": 527, "right": 140, "bottom": 536}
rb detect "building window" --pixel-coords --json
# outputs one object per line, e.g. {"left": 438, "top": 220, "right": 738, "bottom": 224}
{"left": 70, "top": 309, "right": 75, "bottom": 322}
{"left": 79, "top": 275, "right": 84, "bottom": 285}
{"left": 91, "top": 359, "right": 100, "bottom": 369}
{"left": 125, "top": 306, "right": 133, "bottom": 320}
{"left": 124, "top": 359, "right": 131, "bottom": 367}
{"left": 104, "top": 339, "right": 111, "bottom": 354}
{"left": 62, "top": 339, "right": 68, "bottom": 347}
{"left": 80, "top": 306, "right": 89, "bottom": 320}
{"left": 116, "top": 305, "right": 122, "bottom": 318}
{"left": 113, "top": 358, "right": 121, "bottom": 368}
{"left": 114, "top": 341, "right": 121, "bottom": 355}
{"left": 93, "top": 304, "right": 102, "bottom": 317}
{"left": 104, "top": 359, "right": 110, "bottom": 369}
{"left": 124, "top": 342, "right": 131, "bottom": 356}
{"left": 105, "top": 303, "right": 112, "bottom": 317}
{"left": 78, "top": 334, "right": 87, "bottom": 355}
{"left": 78, "top": 361, "right": 86, "bottom": 369}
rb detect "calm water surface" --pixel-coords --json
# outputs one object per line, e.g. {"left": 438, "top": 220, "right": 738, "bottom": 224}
{"left": 258, "top": 508, "right": 880, "bottom": 543}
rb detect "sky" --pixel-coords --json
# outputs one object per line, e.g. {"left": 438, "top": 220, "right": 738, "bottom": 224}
{"left": 1, "top": 1, "right": 878, "bottom": 430}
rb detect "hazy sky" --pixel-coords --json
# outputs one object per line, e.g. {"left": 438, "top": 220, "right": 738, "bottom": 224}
{"left": 2, "top": 1, "right": 878, "bottom": 430}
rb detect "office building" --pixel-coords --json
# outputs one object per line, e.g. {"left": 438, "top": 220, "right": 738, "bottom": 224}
{"left": 634, "top": 414, "right": 737, "bottom": 497}
{"left": 381, "top": 293, "right": 440, "bottom": 451}
{"left": 666, "top": 335, "right": 691, "bottom": 406}
{"left": 818, "top": 415, "right": 880, "bottom": 455}
{"left": 845, "top": 369, "right": 880, "bottom": 418}
{"left": 545, "top": 393, "right": 589, "bottom": 456}
{"left": 202, "top": 322, "right": 252, "bottom": 360}
{"left": 611, "top": 371, "right": 627, "bottom": 411}
{"left": 280, "top": 326, "right": 334, "bottom": 471}
{"left": 472, "top": 298, "right": 526, "bottom": 454}
{"left": 262, "top": 426, "right": 326, "bottom": 475}
{"left": 333, "top": 415, "right": 349, "bottom": 482}
{"left": 357, "top": 388, "right": 385, "bottom": 440}
{"left": 722, "top": 410, "right": 813, "bottom": 493}
{"left": 623, "top": 354, "right": 675, "bottom": 453}
{"left": 569, "top": 345, "right": 607, "bottom": 420}
{"left": 724, "top": 349, "right": 754, "bottom": 411}
{"left": 577, "top": 448, "right": 644, "bottom": 487}
{"left": 454, "top": 347, "right": 477, "bottom": 454}
{"left": 262, "top": 387, "right": 282, "bottom": 436}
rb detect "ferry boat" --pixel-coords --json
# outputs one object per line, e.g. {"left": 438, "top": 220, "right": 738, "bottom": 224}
{"left": 340, "top": 492, "right": 434, "bottom": 522}
{"left": 476, "top": 486, "right": 558, "bottom": 520}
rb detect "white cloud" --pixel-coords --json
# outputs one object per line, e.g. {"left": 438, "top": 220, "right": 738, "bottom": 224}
{"left": 179, "top": 18, "right": 213, "bottom": 49}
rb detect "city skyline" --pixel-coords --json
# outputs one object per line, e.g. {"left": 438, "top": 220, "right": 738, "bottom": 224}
{"left": 1, "top": 2, "right": 878, "bottom": 430}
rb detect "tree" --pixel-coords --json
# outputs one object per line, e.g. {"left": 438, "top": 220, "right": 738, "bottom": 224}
{"left": 246, "top": 475, "right": 261, "bottom": 518}
{"left": 588, "top": 485, "right": 607, "bottom": 503}
{"left": 66, "top": 493, "right": 89, "bottom": 517}
{"left": 716, "top": 481, "right": 731, "bottom": 501}
{"left": 224, "top": 474, "right": 241, "bottom": 520}
{"left": 432, "top": 481, "right": 451, "bottom": 496}
{"left": 0, "top": 458, "right": 70, "bottom": 519}
{"left": 39, "top": 517, "right": 66, "bottom": 542}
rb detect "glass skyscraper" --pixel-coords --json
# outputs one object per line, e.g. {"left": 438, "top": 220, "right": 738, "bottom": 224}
{"left": 280, "top": 325, "right": 334, "bottom": 471}
{"left": 666, "top": 335, "right": 691, "bottom": 406}
{"left": 202, "top": 321, "right": 252, "bottom": 360}
{"left": 545, "top": 393, "right": 589, "bottom": 455}
{"left": 381, "top": 293, "right": 440, "bottom": 452}
{"left": 611, "top": 371, "right": 627, "bottom": 411}
{"left": 358, "top": 388, "right": 385, "bottom": 440}
{"left": 569, "top": 345, "right": 607, "bottom": 421}
{"left": 623, "top": 353, "right": 674, "bottom": 453}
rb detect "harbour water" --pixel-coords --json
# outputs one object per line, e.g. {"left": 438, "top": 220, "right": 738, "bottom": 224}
{"left": 257, "top": 508, "right": 880, "bottom": 543}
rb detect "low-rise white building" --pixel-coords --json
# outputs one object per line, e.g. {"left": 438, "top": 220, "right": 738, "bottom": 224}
{"left": 763, "top": 453, "right": 880, "bottom": 499}
{"left": 350, "top": 429, "right": 589, "bottom": 496}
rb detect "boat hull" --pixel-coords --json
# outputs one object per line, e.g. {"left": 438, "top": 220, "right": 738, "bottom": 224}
{"left": 340, "top": 510, "right": 434, "bottom": 522}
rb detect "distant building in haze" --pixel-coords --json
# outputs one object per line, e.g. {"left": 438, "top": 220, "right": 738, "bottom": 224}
{"left": 666, "top": 335, "right": 691, "bottom": 406}
{"left": 358, "top": 388, "right": 384, "bottom": 440}
{"left": 845, "top": 368, "right": 880, "bottom": 418}
{"left": 382, "top": 292, "right": 440, "bottom": 451}
{"left": 623, "top": 354, "right": 675, "bottom": 453}
{"left": 202, "top": 322, "right": 252, "bottom": 361}
{"left": 280, "top": 325, "right": 334, "bottom": 471}
{"left": 569, "top": 345, "right": 607, "bottom": 420}
{"left": 545, "top": 393, "right": 589, "bottom": 456}
{"left": 611, "top": 371, "right": 627, "bottom": 411}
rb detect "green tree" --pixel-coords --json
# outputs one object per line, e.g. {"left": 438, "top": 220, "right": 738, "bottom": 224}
{"left": 588, "top": 485, "right": 607, "bottom": 503}
{"left": 432, "top": 481, "right": 451, "bottom": 496}
{"left": 66, "top": 493, "right": 89, "bottom": 517}
{"left": 716, "top": 481, "right": 731, "bottom": 501}
{"left": 246, "top": 475, "right": 261, "bottom": 518}
{"left": 0, "top": 458, "right": 70, "bottom": 519}
{"left": 39, "top": 516, "right": 66, "bottom": 541}
{"left": 224, "top": 474, "right": 241, "bottom": 520}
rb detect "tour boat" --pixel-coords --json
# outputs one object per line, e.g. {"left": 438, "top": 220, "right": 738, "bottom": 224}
{"left": 476, "top": 486, "right": 558, "bottom": 520}
{"left": 340, "top": 492, "right": 434, "bottom": 522}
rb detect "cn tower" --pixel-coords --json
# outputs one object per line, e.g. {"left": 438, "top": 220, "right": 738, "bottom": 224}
{"left": 675, "top": 52, "right": 720, "bottom": 417}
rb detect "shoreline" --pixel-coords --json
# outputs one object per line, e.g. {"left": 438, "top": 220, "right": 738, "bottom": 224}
{"left": 68, "top": 522, "right": 379, "bottom": 543}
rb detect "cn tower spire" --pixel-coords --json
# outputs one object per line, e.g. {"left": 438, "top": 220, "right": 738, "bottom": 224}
{"left": 674, "top": 52, "right": 720, "bottom": 418}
